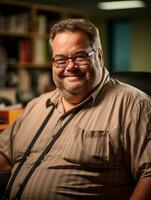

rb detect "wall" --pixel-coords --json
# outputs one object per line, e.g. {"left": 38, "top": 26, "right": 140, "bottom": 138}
{"left": 131, "top": 15, "right": 151, "bottom": 72}
{"left": 94, "top": 14, "right": 151, "bottom": 72}
{"left": 92, "top": 17, "right": 109, "bottom": 69}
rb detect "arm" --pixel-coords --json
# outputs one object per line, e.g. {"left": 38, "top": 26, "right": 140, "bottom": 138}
{"left": 0, "top": 97, "right": 39, "bottom": 172}
{"left": 123, "top": 98, "right": 151, "bottom": 200}
{"left": 0, "top": 152, "right": 11, "bottom": 171}
{"left": 130, "top": 177, "right": 151, "bottom": 200}
{"left": 0, "top": 153, "right": 11, "bottom": 195}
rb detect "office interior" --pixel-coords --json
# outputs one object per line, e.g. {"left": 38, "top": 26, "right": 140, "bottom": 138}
{"left": 0, "top": 0, "right": 151, "bottom": 107}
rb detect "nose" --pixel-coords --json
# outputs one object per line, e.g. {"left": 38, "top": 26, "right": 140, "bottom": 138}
{"left": 66, "top": 58, "right": 76, "bottom": 71}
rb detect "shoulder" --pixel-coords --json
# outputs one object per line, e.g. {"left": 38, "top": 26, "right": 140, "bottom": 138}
{"left": 27, "top": 89, "right": 59, "bottom": 107}
{"left": 99, "top": 78, "right": 151, "bottom": 117}
{"left": 20, "top": 89, "right": 59, "bottom": 118}
{"left": 106, "top": 78, "right": 150, "bottom": 103}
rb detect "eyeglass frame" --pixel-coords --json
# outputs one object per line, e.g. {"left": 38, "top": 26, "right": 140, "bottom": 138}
{"left": 51, "top": 50, "right": 95, "bottom": 69}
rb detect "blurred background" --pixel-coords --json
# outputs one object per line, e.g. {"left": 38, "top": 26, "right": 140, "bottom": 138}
{"left": 17, "top": 0, "right": 151, "bottom": 72}
{"left": 0, "top": 0, "right": 151, "bottom": 106}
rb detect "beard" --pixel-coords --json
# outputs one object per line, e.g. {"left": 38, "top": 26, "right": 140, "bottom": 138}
{"left": 54, "top": 77, "right": 87, "bottom": 96}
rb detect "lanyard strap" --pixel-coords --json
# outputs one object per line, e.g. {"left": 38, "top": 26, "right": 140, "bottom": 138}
{"left": 13, "top": 112, "right": 76, "bottom": 200}
{"left": 5, "top": 104, "right": 55, "bottom": 199}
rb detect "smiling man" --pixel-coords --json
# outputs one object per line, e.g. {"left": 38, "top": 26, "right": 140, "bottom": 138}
{"left": 0, "top": 18, "right": 151, "bottom": 200}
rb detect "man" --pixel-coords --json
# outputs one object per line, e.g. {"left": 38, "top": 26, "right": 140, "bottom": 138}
{"left": 0, "top": 18, "right": 151, "bottom": 200}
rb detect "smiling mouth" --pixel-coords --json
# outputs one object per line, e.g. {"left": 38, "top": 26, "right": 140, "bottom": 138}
{"left": 64, "top": 74, "right": 84, "bottom": 80}
{"left": 64, "top": 72, "right": 85, "bottom": 77}
{"left": 66, "top": 74, "right": 82, "bottom": 77}
{"left": 65, "top": 75, "right": 82, "bottom": 80}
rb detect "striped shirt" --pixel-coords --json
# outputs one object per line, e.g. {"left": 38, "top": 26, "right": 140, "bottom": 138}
{"left": 0, "top": 75, "right": 151, "bottom": 200}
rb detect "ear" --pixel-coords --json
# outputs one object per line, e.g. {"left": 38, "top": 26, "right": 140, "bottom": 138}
{"left": 98, "top": 48, "right": 104, "bottom": 67}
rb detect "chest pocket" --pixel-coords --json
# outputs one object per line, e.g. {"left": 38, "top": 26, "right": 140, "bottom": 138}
{"left": 63, "top": 127, "right": 110, "bottom": 168}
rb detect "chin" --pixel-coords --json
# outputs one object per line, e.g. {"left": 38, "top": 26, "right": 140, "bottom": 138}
{"left": 64, "top": 86, "right": 84, "bottom": 94}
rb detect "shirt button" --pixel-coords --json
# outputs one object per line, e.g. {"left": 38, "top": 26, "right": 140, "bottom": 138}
{"left": 27, "top": 163, "right": 32, "bottom": 169}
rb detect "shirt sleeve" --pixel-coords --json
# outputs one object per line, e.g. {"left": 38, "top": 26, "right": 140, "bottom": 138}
{"left": 0, "top": 118, "right": 21, "bottom": 164}
{"left": 123, "top": 97, "right": 151, "bottom": 180}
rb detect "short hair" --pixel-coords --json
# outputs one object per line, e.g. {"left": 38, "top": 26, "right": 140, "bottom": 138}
{"left": 49, "top": 18, "right": 102, "bottom": 50}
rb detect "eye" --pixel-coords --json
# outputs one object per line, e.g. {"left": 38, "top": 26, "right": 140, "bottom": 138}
{"left": 54, "top": 58, "right": 67, "bottom": 64}
{"left": 75, "top": 54, "right": 88, "bottom": 61}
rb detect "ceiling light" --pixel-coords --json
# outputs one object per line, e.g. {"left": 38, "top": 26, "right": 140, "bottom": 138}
{"left": 98, "top": 0, "right": 145, "bottom": 10}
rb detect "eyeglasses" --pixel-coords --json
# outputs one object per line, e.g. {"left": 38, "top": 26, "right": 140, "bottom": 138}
{"left": 51, "top": 50, "right": 95, "bottom": 69}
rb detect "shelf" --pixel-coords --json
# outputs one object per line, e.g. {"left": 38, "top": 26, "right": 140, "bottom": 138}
{"left": 0, "top": 31, "right": 49, "bottom": 39}
{"left": 8, "top": 62, "right": 51, "bottom": 69}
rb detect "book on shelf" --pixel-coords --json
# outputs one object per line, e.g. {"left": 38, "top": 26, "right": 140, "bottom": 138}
{"left": 19, "top": 39, "right": 30, "bottom": 63}
{"left": 18, "top": 69, "right": 31, "bottom": 92}
{"left": 32, "top": 38, "right": 49, "bottom": 64}
{"left": 0, "top": 13, "right": 29, "bottom": 33}
{"left": 37, "top": 15, "right": 47, "bottom": 35}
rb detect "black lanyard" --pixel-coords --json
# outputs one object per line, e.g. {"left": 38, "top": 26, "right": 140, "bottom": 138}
{"left": 5, "top": 97, "right": 91, "bottom": 200}
{"left": 4, "top": 103, "right": 55, "bottom": 200}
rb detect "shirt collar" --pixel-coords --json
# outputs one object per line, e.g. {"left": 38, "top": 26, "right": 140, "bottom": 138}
{"left": 90, "top": 67, "right": 110, "bottom": 105}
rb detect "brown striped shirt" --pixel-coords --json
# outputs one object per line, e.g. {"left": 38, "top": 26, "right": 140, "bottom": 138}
{"left": 0, "top": 76, "right": 151, "bottom": 200}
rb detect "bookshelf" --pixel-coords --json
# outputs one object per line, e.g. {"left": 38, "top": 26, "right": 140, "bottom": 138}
{"left": 0, "top": 0, "right": 88, "bottom": 105}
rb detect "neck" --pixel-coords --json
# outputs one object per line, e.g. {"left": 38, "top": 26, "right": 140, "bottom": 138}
{"left": 61, "top": 98, "right": 75, "bottom": 112}
{"left": 60, "top": 86, "right": 98, "bottom": 112}
{"left": 62, "top": 95, "right": 84, "bottom": 112}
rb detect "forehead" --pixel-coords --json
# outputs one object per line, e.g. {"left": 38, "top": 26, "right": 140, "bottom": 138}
{"left": 51, "top": 31, "right": 90, "bottom": 52}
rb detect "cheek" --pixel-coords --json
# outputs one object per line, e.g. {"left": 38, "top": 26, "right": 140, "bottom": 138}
{"left": 86, "top": 65, "right": 98, "bottom": 84}
{"left": 85, "top": 64, "right": 96, "bottom": 78}
{"left": 52, "top": 68, "right": 56, "bottom": 79}
{"left": 80, "top": 64, "right": 93, "bottom": 74}
{"left": 52, "top": 68, "right": 63, "bottom": 79}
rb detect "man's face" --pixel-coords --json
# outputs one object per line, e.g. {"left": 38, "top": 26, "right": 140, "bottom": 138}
{"left": 51, "top": 31, "right": 102, "bottom": 101}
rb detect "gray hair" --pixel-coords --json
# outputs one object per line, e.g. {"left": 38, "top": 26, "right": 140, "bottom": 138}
{"left": 49, "top": 18, "right": 102, "bottom": 50}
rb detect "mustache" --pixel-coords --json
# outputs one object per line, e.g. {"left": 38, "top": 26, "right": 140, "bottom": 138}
{"left": 63, "top": 68, "right": 86, "bottom": 77}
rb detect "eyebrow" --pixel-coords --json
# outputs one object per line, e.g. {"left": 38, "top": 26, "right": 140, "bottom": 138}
{"left": 53, "top": 51, "right": 88, "bottom": 58}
